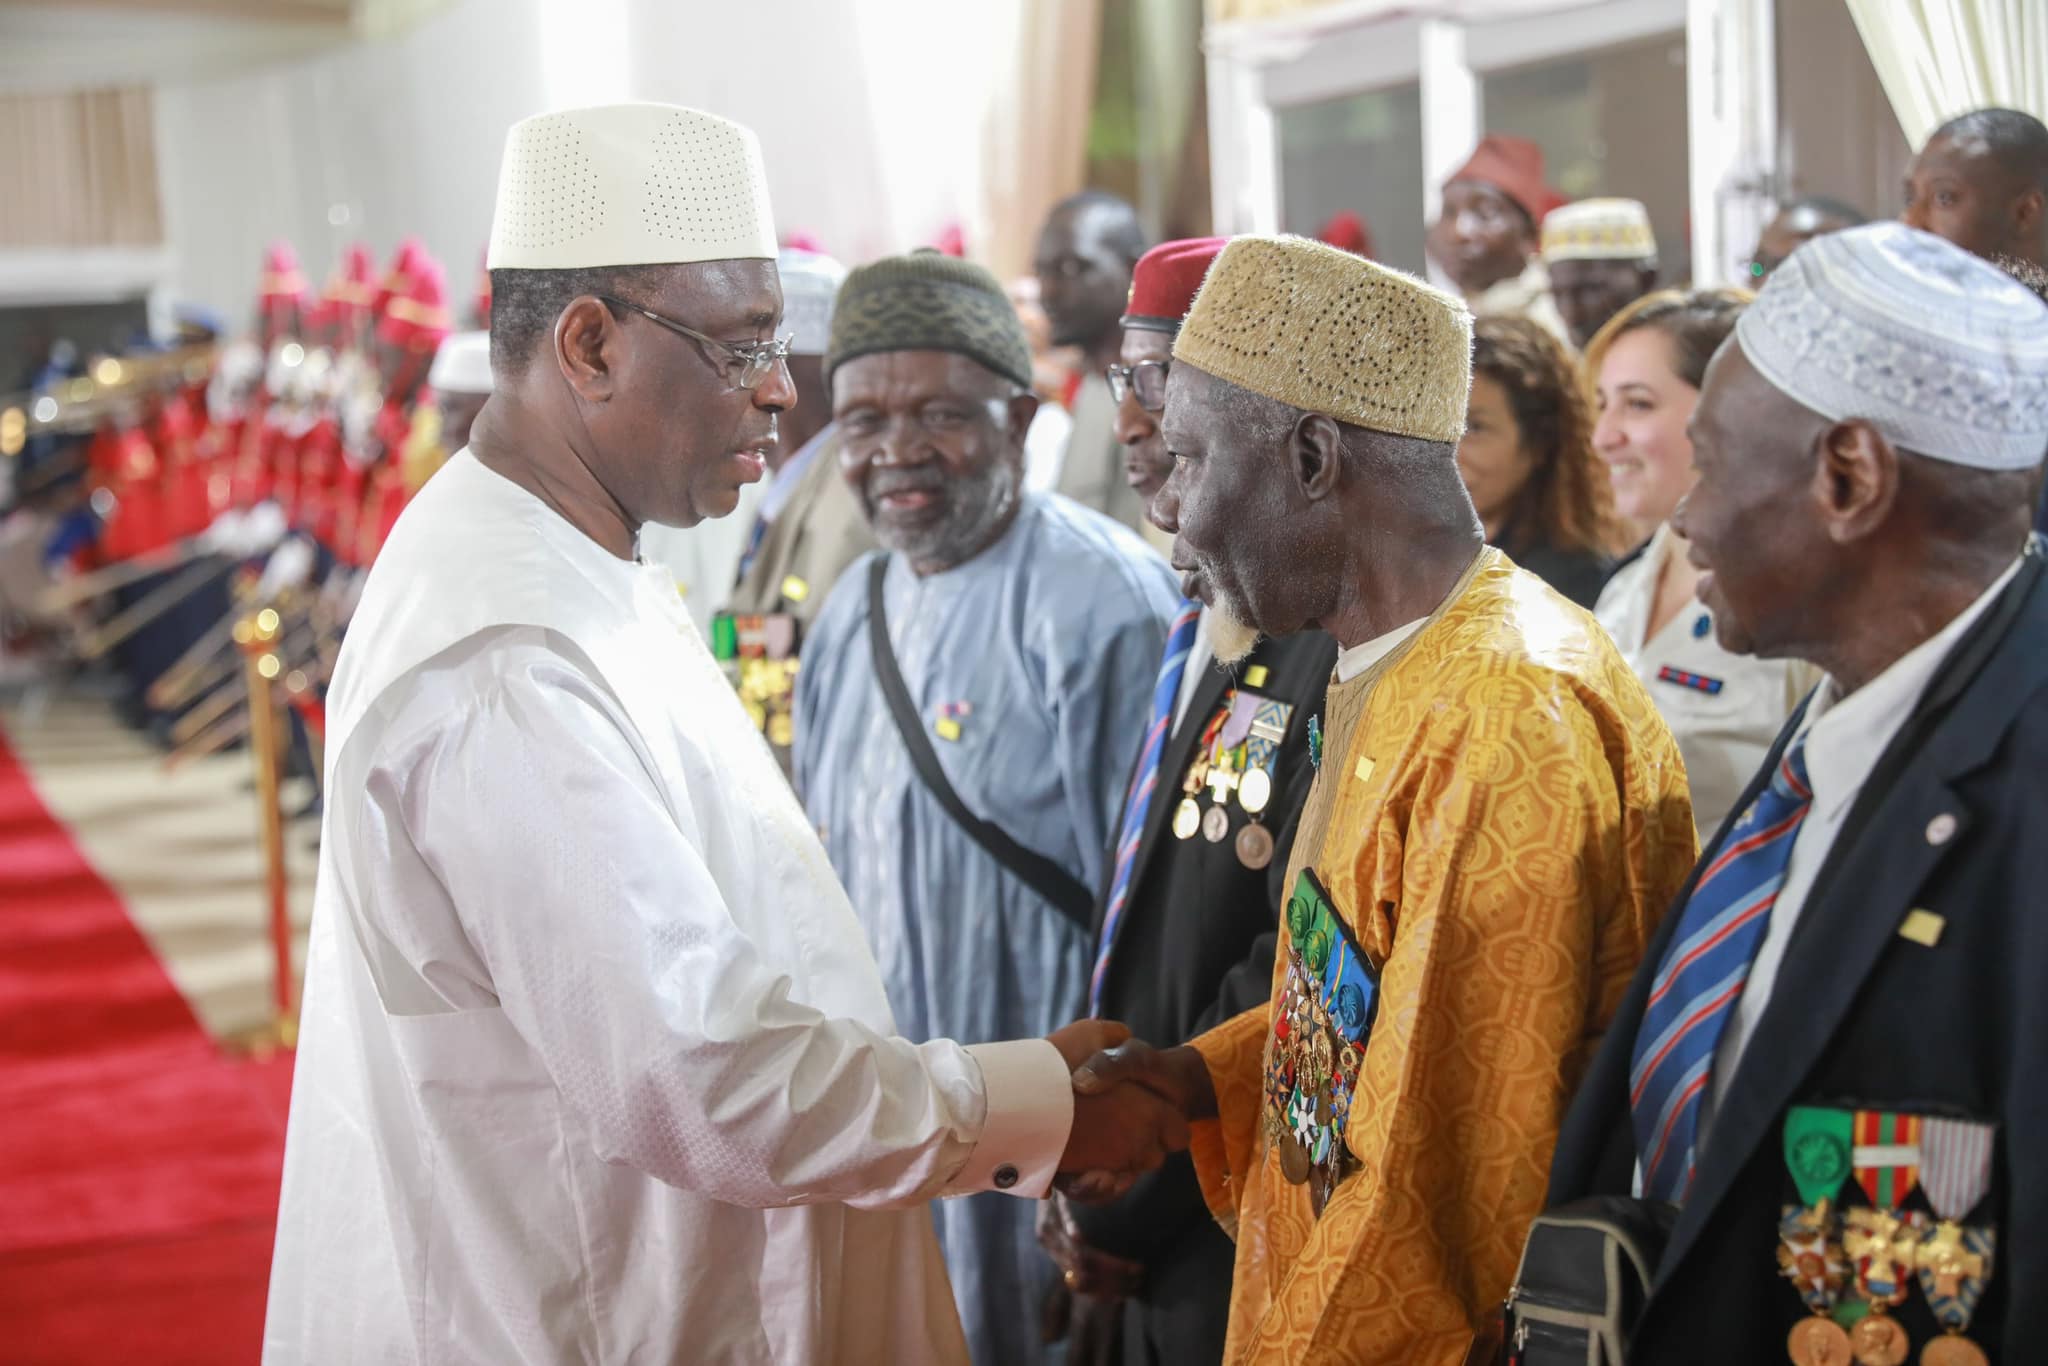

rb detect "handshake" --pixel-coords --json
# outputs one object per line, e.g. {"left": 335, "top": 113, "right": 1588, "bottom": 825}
{"left": 1044, "top": 1019, "right": 1218, "bottom": 1203}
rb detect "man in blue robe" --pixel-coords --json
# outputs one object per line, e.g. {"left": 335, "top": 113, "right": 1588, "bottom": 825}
{"left": 796, "top": 252, "right": 1179, "bottom": 1365}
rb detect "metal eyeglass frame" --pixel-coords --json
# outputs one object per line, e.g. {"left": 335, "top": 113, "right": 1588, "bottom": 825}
{"left": 598, "top": 295, "right": 793, "bottom": 391}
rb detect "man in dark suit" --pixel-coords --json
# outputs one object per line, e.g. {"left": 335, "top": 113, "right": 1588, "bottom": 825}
{"left": 1542, "top": 222, "right": 2048, "bottom": 1363}
{"left": 1036, "top": 238, "right": 1338, "bottom": 1365}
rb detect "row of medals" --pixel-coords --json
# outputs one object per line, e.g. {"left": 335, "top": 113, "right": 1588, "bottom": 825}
{"left": 1261, "top": 950, "right": 1359, "bottom": 1214}
{"left": 1780, "top": 1201, "right": 1992, "bottom": 1366}
{"left": 1171, "top": 720, "right": 1276, "bottom": 870}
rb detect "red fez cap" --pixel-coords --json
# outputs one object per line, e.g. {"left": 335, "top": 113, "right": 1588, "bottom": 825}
{"left": 1445, "top": 133, "right": 1567, "bottom": 225}
{"left": 1122, "top": 236, "right": 1228, "bottom": 333}
{"left": 377, "top": 258, "right": 452, "bottom": 350}
{"left": 1316, "top": 210, "right": 1375, "bottom": 259}
{"left": 261, "top": 240, "right": 308, "bottom": 303}
{"left": 374, "top": 237, "right": 428, "bottom": 317}
{"left": 325, "top": 241, "right": 378, "bottom": 308}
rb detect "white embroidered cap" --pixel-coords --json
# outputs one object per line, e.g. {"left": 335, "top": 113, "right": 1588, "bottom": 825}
{"left": 778, "top": 248, "right": 848, "bottom": 356}
{"left": 486, "top": 103, "right": 777, "bottom": 270}
{"left": 427, "top": 331, "right": 492, "bottom": 395}
{"left": 1540, "top": 197, "right": 1657, "bottom": 264}
{"left": 1735, "top": 222, "right": 2048, "bottom": 470}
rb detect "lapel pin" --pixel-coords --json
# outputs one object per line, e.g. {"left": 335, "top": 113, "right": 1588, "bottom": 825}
{"left": 1898, "top": 909, "right": 1946, "bottom": 947}
{"left": 1925, "top": 813, "right": 1957, "bottom": 846}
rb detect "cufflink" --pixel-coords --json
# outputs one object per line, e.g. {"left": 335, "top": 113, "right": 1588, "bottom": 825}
{"left": 993, "top": 1164, "right": 1019, "bottom": 1190}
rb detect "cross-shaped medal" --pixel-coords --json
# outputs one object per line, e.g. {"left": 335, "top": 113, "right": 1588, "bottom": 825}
{"left": 1206, "top": 760, "right": 1240, "bottom": 806}
{"left": 1914, "top": 1221, "right": 1985, "bottom": 1297}
{"left": 1844, "top": 1209, "right": 1914, "bottom": 1284}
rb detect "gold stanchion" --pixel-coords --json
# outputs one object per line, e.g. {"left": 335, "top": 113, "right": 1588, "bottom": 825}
{"left": 238, "top": 606, "right": 297, "bottom": 1052}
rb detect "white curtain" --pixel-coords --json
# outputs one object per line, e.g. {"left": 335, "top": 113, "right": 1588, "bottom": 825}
{"left": 0, "top": 88, "right": 163, "bottom": 249}
{"left": 973, "top": 0, "right": 1107, "bottom": 283}
{"left": 1844, "top": 0, "right": 2048, "bottom": 150}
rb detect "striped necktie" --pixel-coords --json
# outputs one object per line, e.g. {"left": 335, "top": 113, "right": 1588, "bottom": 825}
{"left": 1630, "top": 736, "right": 1813, "bottom": 1201}
{"left": 1090, "top": 600, "right": 1203, "bottom": 1015}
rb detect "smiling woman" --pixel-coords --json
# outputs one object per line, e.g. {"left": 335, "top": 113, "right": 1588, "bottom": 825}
{"left": 1587, "top": 286, "right": 1819, "bottom": 835}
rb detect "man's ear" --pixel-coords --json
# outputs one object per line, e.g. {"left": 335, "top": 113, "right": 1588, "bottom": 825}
{"left": 2013, "top": 185, "right": 2046, "bottom": 241}
{"left": 1003, "top": 390, "right": 1042, "bottom": 450}
{"left": 554, "top": 296, "right": 619, "bottom": 402}
{"left": 1812, "top": 418, "right": 1898, "bottom": 545}
{"left": 1293, "top": 413, "right": 1345, "bottom": 502}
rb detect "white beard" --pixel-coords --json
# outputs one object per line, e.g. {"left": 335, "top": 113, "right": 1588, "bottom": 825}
{"left": 1203, "top": 597, "right": 1261, "bottom": 666}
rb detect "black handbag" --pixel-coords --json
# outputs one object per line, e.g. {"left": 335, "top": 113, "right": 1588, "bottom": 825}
{"left": 1486, "top": 1197, "right": 1676, "bottom": 1365}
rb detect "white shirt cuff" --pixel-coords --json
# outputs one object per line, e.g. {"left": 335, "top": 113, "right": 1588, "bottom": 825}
{"left": 945, "top": 1039, "right": 1074, "bottom": 1200}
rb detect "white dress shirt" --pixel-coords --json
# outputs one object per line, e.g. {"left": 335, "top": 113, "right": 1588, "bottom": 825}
{"left": 1334, "top": 618, "right": 1427, "bottom": 683}
{"left": 1597, "top": 525, "right": 1820, "bottom": 836}
{"left": 265, "top": 452, "right": 1073, "bottom": 1366}
{"left": 1700, "top": 555, "right": 2024, "bottom": 1136}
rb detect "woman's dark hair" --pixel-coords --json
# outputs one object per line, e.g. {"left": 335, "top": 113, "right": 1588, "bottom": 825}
{"left": 1470, "top": 315, "right": 1625, "bottom": 558}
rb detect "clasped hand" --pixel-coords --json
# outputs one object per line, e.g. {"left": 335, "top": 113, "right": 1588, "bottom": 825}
{"left": 1043, "top": 1020, "right": 1217, "bottom": 1203}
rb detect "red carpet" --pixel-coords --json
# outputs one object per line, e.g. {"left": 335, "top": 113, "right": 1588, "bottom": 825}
{"left": 0, "top": 723, "right": 288, "bottom": 1365}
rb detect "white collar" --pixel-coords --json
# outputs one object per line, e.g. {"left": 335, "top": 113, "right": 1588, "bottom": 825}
{"left": 1798, "top": 555, "right": 2025, "bottom": 819}
{"left": 1334, "top": 617, "right": 1426, "bottom": 683}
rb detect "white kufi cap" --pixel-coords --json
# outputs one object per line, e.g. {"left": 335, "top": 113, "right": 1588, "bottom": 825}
{"left": 1735, "top": 222, "right": 2048, "bottom": 470}
{"left": 487, "top": 102, "right": 777, "bottom": 270}
{"left": 428, "top": 331, "right": 492, "bottom": 395}
{"left": 777, "top": 248, "right": 849, "bottom": 356}
{"left": 1541, "top": 197, "right": 1657, "bottom": 264}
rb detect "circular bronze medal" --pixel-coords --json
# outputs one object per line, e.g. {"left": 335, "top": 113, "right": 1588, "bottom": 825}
{"left": 1278, "top": 1130, "right": 1311, "bottom": 1184}
{"left": 1172, "top": 797, "right": 1201, "bottom": 840}
{"left": 1238, "top": 766, "right": 1272, "bottom": 815}
{"left": 1786, "top": 1315, "right": 1852, "bottom": 1366}
{"left": 1236, "top": 822, "right": 1275, "bottom": 869}
{"left": 1850, "top": 1313, "right": 1909, "bottom": 1366}
{"left": 1202, "top": 804, "right": 1230, "bottom": 843}
{"left": 1920, "top": 1336, "right": 1989, "bottom": 1366}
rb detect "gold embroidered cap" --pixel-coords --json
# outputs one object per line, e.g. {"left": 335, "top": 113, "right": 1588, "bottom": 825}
{"left": 1541, "top": 197, "right": 1658, "bottom": 264}
{"left": 1173, "top": 235, "right": 1472, "bottom": 443}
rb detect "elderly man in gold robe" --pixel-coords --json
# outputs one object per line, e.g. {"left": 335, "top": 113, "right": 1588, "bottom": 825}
{"left": 1069, "top": 236, "right": 1699, "bottom": 1363}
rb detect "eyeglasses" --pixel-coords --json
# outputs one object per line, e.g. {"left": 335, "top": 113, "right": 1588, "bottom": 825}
{"left": 598, "top": 295, "right": 793, "bottom": 391}
{"left": 1105, "top": 359, "right": 1170, "bottom": 412}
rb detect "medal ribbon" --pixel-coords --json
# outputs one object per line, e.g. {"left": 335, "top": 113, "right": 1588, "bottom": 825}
{"left": 1846, "top": 1112, "right": 1926, "bottom": 1308}
{"left": 1915, "top": 1116, "right": 1999, "bottom": 1338}
{"left": 1780, "top": 1109, "right": 1856, "bottom": 1320}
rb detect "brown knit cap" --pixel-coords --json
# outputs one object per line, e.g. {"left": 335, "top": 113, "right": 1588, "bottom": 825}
{"left": 1173, "top": 235, "right": 1473, "bottom": 443}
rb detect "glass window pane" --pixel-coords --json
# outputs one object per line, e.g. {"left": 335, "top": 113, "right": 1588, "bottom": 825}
{"left": 1276, "top": 84, "right": 1426, "bottom": 276}
{"left": 1481, "top": 33, "right": 1691, "bottom": 281}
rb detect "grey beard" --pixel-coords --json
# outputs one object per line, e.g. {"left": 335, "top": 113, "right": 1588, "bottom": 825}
{"left": 1204, "top": 596, "right": 1261, "bottom": 666}
{"left": 875, "top": 460, "right": 1021, "bottom": 571}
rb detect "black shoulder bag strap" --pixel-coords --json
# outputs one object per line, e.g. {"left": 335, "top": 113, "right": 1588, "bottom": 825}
{"left": 864, "top": 557, "right": 1095, "bottom": 934}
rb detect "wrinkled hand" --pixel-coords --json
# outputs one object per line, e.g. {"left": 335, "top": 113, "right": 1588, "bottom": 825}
{"left": 1059, "top": 1067, "right": 1189, "bottom": 1177}
{"left": 1072, "top": 1039, "right": 1217, "bottom": 1122}
{"left": 1047, "top": 1018, "right": 1133, "bottom": 1073}
{"left": 1035, "top": 1192, "right": 1143, "bottom": 1299}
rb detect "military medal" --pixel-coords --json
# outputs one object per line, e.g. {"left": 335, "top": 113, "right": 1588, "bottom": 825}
{"left": 1238, "top": 766, "right": 1272, "bottom": 815}
{"left": 1201, "top": 804, "right": 1230, "bottom": 842}
{"left": 1843, "top": 1112, "right": 1926, "bottom": 1366}
{"left": 1235, "top": 822, "right": 1274, "bottom": 869}
{"left": 1781, "top": 1108, "right": 1856, "bottom": 1365}
{"left": 1911, "top": 1118, "right": 1996, "bottom": 1366}
{"left": 1172, "top": 797, "right": 1200, "bottom": 840}
{"left": 1262, "top": 870, "right": 1377, "bottom": 1216}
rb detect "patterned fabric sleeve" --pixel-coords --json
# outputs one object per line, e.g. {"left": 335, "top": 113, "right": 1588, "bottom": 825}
{"left": 1187, "top": 1003, "right": 1276, "bottom": 1238}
